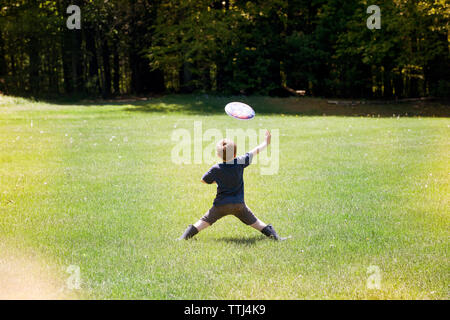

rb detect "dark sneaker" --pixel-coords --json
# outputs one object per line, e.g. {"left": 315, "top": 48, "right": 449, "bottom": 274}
{"left": 177, "top": 224, "right": 199, "bottom": 240}
{"left": 261, "top": 224, "right": 290, "bottom": 241}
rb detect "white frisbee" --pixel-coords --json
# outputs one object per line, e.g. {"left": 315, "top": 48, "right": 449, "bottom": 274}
{"left": 225, "top": 102, "right": 255, "bottom": 120}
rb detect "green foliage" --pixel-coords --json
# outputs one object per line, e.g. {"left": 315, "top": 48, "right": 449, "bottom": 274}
{"left": 335, "top": 0, "right": 450, "bottom": 98}
{"left": 0, "top": 0, "right": 448, "bottom": 98}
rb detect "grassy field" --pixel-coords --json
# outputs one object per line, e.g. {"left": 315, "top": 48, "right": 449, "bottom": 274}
{"left": 0, "top": 94, "right": 448, "bottom": 299}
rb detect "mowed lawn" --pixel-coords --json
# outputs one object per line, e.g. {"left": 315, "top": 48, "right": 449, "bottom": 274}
{"left": 0, "top": 94, "right": 448, "bottom": 299}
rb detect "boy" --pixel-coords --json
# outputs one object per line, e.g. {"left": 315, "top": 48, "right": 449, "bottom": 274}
{"left": 178, "top": 130, "right": 287, "bottom": 241}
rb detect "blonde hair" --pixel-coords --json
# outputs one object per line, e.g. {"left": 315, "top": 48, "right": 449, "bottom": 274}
{"left": 216, "top": 139, "right": 237, "bottom": 162}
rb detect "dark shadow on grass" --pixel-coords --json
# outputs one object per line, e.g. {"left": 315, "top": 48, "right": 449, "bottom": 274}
{"left": 19, "top": 93, "right": 450, "bottom": 117}
{"left": 216, "top": 235, "right": 266, "bottom": 246}
{"left": 120, "top": 95, "right": 450, "bottom": 117}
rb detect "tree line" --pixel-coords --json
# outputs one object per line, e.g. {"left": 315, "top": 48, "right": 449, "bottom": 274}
{"left": 0, "top": 0, "right": 448, "bottom": 99}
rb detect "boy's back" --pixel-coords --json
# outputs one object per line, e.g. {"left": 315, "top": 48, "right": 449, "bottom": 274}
{"left": 202, "top": 153, "right": 253, "bottom": 206}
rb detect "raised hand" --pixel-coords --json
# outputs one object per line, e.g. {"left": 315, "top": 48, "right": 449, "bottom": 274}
{"left": 265, "top": 130, "right": 271, "bottom": 145}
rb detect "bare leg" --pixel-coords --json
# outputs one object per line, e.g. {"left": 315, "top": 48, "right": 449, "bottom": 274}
{"left": 250, "top": 218, "right": 267, "bottom": 231}
{"left": 194, "top": 219, "right": 210, "bottom": 232}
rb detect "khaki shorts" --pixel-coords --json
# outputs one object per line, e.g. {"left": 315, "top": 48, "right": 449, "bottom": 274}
{"left": 201, "top": 203, "right": 257, "bottom": 226}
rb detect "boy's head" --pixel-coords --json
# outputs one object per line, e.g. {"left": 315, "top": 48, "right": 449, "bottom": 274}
{"left": 216, "top": 139, "right": 236, "bottom": 162}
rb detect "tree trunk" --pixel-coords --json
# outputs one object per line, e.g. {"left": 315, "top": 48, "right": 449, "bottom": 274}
{"left": 393, "top": 73, "right": 404, "bottom": 98}
{"left": 101, "top": 39, "right": 111, "bottom": 98}
{"left": 61, "top": 30, "right": 73, "bottom": 94}
{"left": 71, "top": 30, "right": 83, "bottom": 93}
{"left": 85, "top": 28, "right": 100, "bottom": 94}
{"left": 180, "top": 61, "right": 195, "bottom": 93}
{"left": 48, "top": 45, "right": 60, "bottom": 94}
{"left": 0, "top": 31, "right": 6, "bottom": 92}
{"left": 28, "top": 35, "right": 40, "bottom": 95}
{"left": 10, "top": 54, "right": 16, "bottom": 92}
{"left": 113, "top": 48, "right": 120, "bottom": 95}
{"left": 128, "top": 0, "right": 165, "bottom": 94}
{"left": 383, "top": 66, "right": 393, "bottom": 98}
{"left": 129, "top": 51, "right": 140, "bottom": 93}
{"left": 409, "top": 77, "right": 419, "bottom": 98}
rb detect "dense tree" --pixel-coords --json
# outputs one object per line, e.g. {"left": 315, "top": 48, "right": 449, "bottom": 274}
{"left": 0, "top": 0, "right": 448, "bottom": 98}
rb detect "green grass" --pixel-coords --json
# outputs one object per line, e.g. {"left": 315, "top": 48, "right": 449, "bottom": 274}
{"left": 0, "top": 94, "right": 449, "bottom": 299}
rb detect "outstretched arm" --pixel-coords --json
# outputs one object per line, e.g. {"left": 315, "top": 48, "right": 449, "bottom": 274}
{"left": 249, "top": 130, "right": 271, "bottom": 157}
